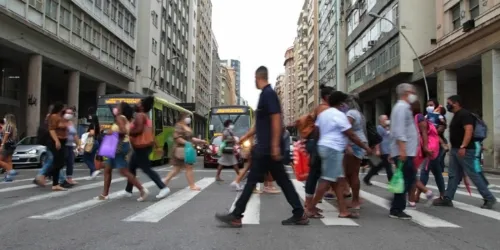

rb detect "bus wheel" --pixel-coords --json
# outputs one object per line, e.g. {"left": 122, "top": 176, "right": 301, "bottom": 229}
{"left": 162, "top": 145, "right": 169, "bottom": 165}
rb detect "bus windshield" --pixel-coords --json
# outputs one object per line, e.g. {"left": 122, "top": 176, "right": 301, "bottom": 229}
{"left": 210, "top": 114, "right": 250, "bottom": 138}
{"left": 96, "top": 105, "right": 151, "bottom": 125}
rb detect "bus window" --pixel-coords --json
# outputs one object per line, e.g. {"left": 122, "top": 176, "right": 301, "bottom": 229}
{"left": 168, "top": 108, "right": 175, "bottom": 125}
{"left": 154, "top": 108, "right": 163, "bottom": 135}
{"left": 174, "top": 110, "right": 179, "bottom": 122}
{"left": 162, "top": 106, "right": 168, "bottom": 127}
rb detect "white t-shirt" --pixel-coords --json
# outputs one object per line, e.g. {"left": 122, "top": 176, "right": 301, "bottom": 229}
{"left": 315, "top": 107, "right": 352, "bottom": 151}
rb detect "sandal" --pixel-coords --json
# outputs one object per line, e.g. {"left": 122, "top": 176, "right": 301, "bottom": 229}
{"left": 95, "top": 194, "right": 108, "bottom": 200}
{"left": 338, "top": 212, "right": 359, "bottom": 219}
{"left": 306, "top": 210, "right": 324, "bottom": 219}
{"left": 190, "top": 186, "right": 201, "bottom": 191}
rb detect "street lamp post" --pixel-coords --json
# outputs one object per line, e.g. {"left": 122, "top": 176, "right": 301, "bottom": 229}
{"left": 368, "top": 12, "right": 429, "bottom": 101}
{"left": 148, "top": 56, "right": 179, "bottom": 95}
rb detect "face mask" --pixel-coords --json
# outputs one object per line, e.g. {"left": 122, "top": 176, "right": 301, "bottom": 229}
{"left": 426, "top": 106, "right": 435, "bottom": 114}
{"left": 446, "top": 104, "right": 454, "bottom": 112}
{"left": 385, "top": 120, "right": 390, "bottom": 126}
{"left": 63, "top": 114, "right": 73, "bottom": 120}
{"left": 407, "top": 94, "right": 418, "bottom": 103}
{"left": 3, "top": 118, "right": 6, "bottom": 123}
{"left": 184, "top": 117, "right": 191, "bottom": 124}
{"left": 112, "top": 108, "right": 118, "bottom": 116}
{"left": 229, "top": 125, "right": 235, "bottom": 129}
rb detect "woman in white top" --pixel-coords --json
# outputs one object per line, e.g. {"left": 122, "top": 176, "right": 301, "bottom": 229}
{"left": 306, "top": 91, "right": 371, "bottom": 219}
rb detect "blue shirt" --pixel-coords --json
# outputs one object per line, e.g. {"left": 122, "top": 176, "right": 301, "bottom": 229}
{"left": 255, "top": 84, "right": 282, "bottom": 154}
{"left": 389, "top": 100, "right": 418, "bottom": 157}
{"left": 376, "top": 125, "right": 390, "bottom": 155}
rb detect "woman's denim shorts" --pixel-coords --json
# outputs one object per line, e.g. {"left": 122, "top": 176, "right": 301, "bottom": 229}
{"left": 317, "top": 145, "right": 345, "bottom": 182}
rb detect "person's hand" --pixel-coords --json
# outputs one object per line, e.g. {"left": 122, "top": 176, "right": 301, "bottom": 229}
{"left": 375, "top": 149, "right": 381, "bottom": 156}
{"left": 271, "top": 146, "right": 281, "bottom": 161}
{"left": 55, "top": 141, "right": 61, "bottom": 150}
{"left": 423, "top": 147, "right": 432, "bottom": 157}
{"left": 458, "top": 147, "right": 466, "bottom": 158}
{"left": 346, "top": 147, "right": 353, "bottom": 155}
{"left": 399, "top": 149, "right": 406, "bottom": 161}
{"left": 365, "top": 148, "right": 373, "bottom": 155}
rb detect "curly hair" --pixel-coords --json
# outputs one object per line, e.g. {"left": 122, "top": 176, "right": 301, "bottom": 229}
{"left": 141, "top": 96, "right": 154, "bottom": 113}
{"left": 223, "top": 119, "right": 233, "bottom": 128}
{"left": 120, "top": 102, "right": 134, "bottom": 121}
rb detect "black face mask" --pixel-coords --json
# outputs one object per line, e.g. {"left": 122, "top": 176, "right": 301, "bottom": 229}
{"left": 446, "top": 104, "right": 454, "bottom": 112}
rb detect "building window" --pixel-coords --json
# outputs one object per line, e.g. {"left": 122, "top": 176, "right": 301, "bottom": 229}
{"left": 451, "top": 4, "right": 461, "bottom": 30}
{"left": 152, "top": 11, "right": 158, "bottom": 27}
{"left": 73, "top": 14, "right": 82, "bottom": 36}
{"left": 45, "top": 0, "right": 58, "bottom": 20}
{"left": 60, "top": 6, "right": 71, "bottom": 28}
{"left": 103, "top": 0, "right": 110, "bottom": 15}
{"left": 84, "top": 20, "right": 92, "bottom": 41}
{"left": 29, "top": 0, "right": 43, "bottom": 12}
{"left": 152, "top": 39, "right": 158, "bottom": 54}
{"left": 95, "top": 0, "right": 102, "bottom": 9}
{"left": 102, "top": 35, "right": 108, "bottom": 52}
{"left": 111, "top": 2, "right": 117, "bottom": 21}
{"left": 130, "top": 19, "right": 135, "bottom": 38}
{"left": 117, "top": 7, "right": 124, "bottom": 27}
{"left": 124, "top": 14, "right": 130, "bottom": 33}
{"left": 469, "top": 0, "right": 479, "bottom": 19}
{"left": 93, "top": 28, "right": 100, "bottom": 46}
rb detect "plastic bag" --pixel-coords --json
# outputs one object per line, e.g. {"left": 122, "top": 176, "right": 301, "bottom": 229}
{"left": 217, "top": 141, "right": 226, "bottom": 157}
{"left": 388, "top": 161, "right": 405, "bottom": 194}
{"left": 184, "top": 142, "right": 196, "bottom": 165}
{"left": 97, "top": 132, "right": 119, "bottom": 159}
{"left": 293, "top": 142, "right": 310, "bottom": 181}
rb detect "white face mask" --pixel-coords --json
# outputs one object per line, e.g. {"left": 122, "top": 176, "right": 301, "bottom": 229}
{"left": 229, "top": 125, "right": 235, "bottom": 129}
{"left": 63, "top": 114, "right": 73, "bottom": 120}
{"left": 3, "top": 118, "right": 6, "bottom": 123}
{"left": 184, "top": 117, "right": 191, "bottom": 124}
{"left": 407, "top": 94, "right": 418, "bottom": 103}
{"left": 426, "top": 106, "right": 435, "bottom": 114}
{"left": 385, "top": 120, "right": 390, "bottom": 126}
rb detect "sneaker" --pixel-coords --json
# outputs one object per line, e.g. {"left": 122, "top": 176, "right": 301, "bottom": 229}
{"left": 156, "top": 187, "right": 171, "bottom": 199}
{"left": 230, "top": 181, "right": 243, "bottom": 191}
{"left": 281, "top": 214, "right": 310, "bottom": 225}
{"left": 363, "top": 177, "right": 372, "bottom": 186}
{"left": 3, "top": 176, "right": 13, "bottom": 182}
{"left": 137, "top": 188, "right": 149, "bottom": 202}
{"left": 407, "top": 202, "right": 417, "bottom": 209}
{"left": 481, "top": 199, "right": 496, "bottom": 209}
{"left": 425, "top": 190, "right": 435, "bottom": 201}
{"left": 389, "top": 211, "right": 412, "bottom": 220}
{"left": 89, "top": 170, "right": 101, "bottom": 180}
{"left": 8, "top": 170, "right": 17, "bottom": 176}
{"left": 215, "top": 212, "right": 242, "bottom": 228}
{"left": 124, "top": 192, "right": 133, "bottom": 198}
{"left": 264, "top": 186, "right": 281, "bottom": 194}
{"left": 432, "top": 197, "right": 453, "bottom": 207}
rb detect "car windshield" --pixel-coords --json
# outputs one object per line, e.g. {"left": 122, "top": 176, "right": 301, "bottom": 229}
{"left": 17, "top": 136, "right": 38, "bottom": 145}
{"left": 211, "top": 136, "right": 223, "bottom": 146}
{"left": 210, "top": 114, "right": 250, "bottom": 137}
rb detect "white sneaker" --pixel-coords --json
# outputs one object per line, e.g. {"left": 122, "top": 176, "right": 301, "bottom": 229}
{"left": 230, "top": 181, "right": 242, "bottom": 191}
{"left": 89, "top": 170, "right": 101, "bottom": 180}
{"left": 137, "top": 188, "right": 149, "bottom": 202}
{"left": 124, "top": 192, "right": 133, "bottom": 198}
{"left": 156, "top": 187, "right": 171, "bottom": 199}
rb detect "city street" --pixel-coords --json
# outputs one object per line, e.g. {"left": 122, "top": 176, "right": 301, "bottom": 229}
{"left": 0, "top": 157, "right": 499, "bottom": 250}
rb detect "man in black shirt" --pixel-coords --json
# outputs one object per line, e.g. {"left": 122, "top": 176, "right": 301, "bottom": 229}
{"left": 215, "top": 66, "right": 308, "bottom": 227}
{"left": 433, "top": 95, "right": 496, "bottom": 209}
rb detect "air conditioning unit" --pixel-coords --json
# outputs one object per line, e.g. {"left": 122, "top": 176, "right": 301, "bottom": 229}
{"left": 135, "top": 65, "right": 142, "bottom": 71}
{"left": 327, "top": 49, "right": 332, "bottom": 55}
{"left": 354, "top": 55, "right": 360, "bottom": 60}
{"left": 368, "top": 40, "right": 375, "bottom": 47}
{"left": 362, "top": 48, "right": 368, "bottom": 52}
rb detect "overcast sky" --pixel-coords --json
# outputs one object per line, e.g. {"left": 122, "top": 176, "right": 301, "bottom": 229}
{"left": 211, "top": 0, "right": 304, "bottom": 108}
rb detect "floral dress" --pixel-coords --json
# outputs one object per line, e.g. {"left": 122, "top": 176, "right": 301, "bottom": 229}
{"left": 171, "top": 123, "right": 193, "bottom": 166}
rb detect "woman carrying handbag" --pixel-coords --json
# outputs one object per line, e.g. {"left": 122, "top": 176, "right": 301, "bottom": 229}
{"left": 162, "top": 113, "right": 206, "bottom": 191}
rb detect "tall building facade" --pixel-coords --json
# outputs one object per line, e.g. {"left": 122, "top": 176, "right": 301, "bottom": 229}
{"left": 419, "top": 0, "right": 500, "bottom": 169}
{"left": 294, "top": 2, "right": 310, "bottom": 117}
{"left": 227, "top": 67, "right": 237, "bottom": 105}
{"left": 187, "top": 0, "right": 198, "bottom": 103}
{"left": 220, "top": 65, "right": 232, "bottom": 106}
{"left": 136, "top": 0, "right": 190, "bottom": 103}
{"left": 195, "top": 0, "right": 212, "bottom": 116}
{"left": 0, "top": 0, "right": 137, "bottom": 136}
{"left": 306, "top": 0, "right": 319, "bottom": 111}
{"left": 221, "top": 59, "right": 240, "bottom": 103}
{"left": 211, "top": 33, "right": 221, "bottom": 107}
{"left": 275, "top": 74, "right": 285, "bottom": 103}
{"left": 283, "top": 47, "right": 296, "bottom": 126}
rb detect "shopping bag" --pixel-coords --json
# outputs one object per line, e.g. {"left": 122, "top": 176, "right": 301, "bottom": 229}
{"left": 184, "top": 142, "right": 197, "bottom": 165}
{"left": 388, "top": 161, "right": 405, "bottom": 194}
{"left": 217, "top": 141, "right": 227, "bottom": 157}
{"left": 293, "top": 143, "right": 310, "bottom": 181}
{"left": 97, "top": 132, "right": 119, "bottom": 159}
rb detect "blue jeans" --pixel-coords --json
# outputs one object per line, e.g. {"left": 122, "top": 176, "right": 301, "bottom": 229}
{"left": 444, "top": 148, "right": 496, "bottom": 201}
{"left": 38, "top": 150, "right": 54, "bottom": 176}
{"left": 391, "top": 156, "right": 416, "bottom": 213}
{"left": 420, "top": 146, "right": 446, "bottom": 194}
{"left": 83, "top": 152, "right": 96, "bottom": 175}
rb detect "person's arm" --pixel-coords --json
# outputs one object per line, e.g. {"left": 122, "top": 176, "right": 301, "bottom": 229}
{"left": 240, "top": 126, "right": 255, "bottom": 143}
{"left": 461, "top": 113, "right": 475, "bottom": 148}
{"left": 173, "top": 124, "right": 187, "bottom": 145}
{"left": 391, "top": 106, "right": 407, "bottom": 156}
{"left": 1, "top": 125, "right": 9, "bottom": 149}
{"left": 116, "top": 116, "right": 127, "bottom": 134}
{"left": 129, "top": 113, "right": 145, "bottom": 136}
{"left": 417, "top": 114, "right": 429, "bottom": 154}
{"left": 48, "top": 115, "right": 61, "bottom": 147}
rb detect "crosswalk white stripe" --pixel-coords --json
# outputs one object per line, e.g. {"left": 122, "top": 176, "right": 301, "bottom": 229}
{"left": 123, "top": 177, "right": 215, "bottom": 223}
{"left": 444, "top": 183, "right": 500, "bottom": 194}
{"left": 229, "top": 189, "right": 260, "bottom": 224}
{"left": 28, "top": 177, "right": 179, "bottom": 220}
{"left": 0, "top": 177, "right": 126, "bottom": 212}
{"left": 370, "top": 181, "right": 500, "bottom": 222}
{"left": 425, "top": 184, "right": 500, "bottom": 200}
{"left": 0, "top": 176, "right": 93, "bottom": 193}
{"left": 291, "top": 180, "right": 358, "bottom": 226}
{"left": 359, "top": 188, "right": 460, "bottom": 228}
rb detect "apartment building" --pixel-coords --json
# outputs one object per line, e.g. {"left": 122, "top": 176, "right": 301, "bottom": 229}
{"left": 221, "top": 59, "right": 241, "bottom": 104}
{"left": 0, "top": 0, "right": 137, "bottom": 136}
{"left": 227, "top": 67, "right": 237, "bottom": 105}
{"left": 275, "top": 74, "right": 285, "bottom": 110}
{"left": 220, "top": 65, "right": 234, "bottom": 106}
{"left": 344, "top": 0, "right": 435, "bottom": 122}
{"left": 283, "top": 47, "right": 296, "bottom": 126}
{"left": 187, "top": 0, "right": 198, "bottom": 104}
{"left": 211, "top": 33, "right": 221, "bottom": 107}
{"left": 294, "top": 3, "right": 310, "bottom": 117}
{"left": 418, "top": 0, "right": 500, "bottom": 169}
{"left": 195, "top": 0, "right": 212, "bottom": 116}
{"left": 306, "top": 0, "right": 319, "bottom": 111}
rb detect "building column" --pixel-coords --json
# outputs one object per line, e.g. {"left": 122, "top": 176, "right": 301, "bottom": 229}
{"left": 437, "top": 70, "right": 457, "bottom": 121}
{"left": 68, "top": 71, "right": 80, "bottom": 119}
{"left": 362, "top": 102, "right": 373, "bottom": 124}
{"left": 415, "top": 84, "right": 426, "bottom": 113}
{"left": 375, "top": 98, "right": 385, "bottom": 120}
{"left": 97, "top": 82, "right": 106, "bottom": 98}
{"left": 26, "top": 54, "right": 42, "bottom": 137}
{"left": 390, "top": 86, "right": 397, "bottom": 107}
{"left": 481, "top": 49, "right": 500, "bottom": 169}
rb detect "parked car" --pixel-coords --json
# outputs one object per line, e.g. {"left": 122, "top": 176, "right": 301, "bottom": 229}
{"left": 12, "top": 136, "right": 48, "bottom": 168}
{"left": 203, "top": 135, "right": 243, "bottom": 168}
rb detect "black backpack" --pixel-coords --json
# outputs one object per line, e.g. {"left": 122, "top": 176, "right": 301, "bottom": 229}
{"left": 366, "top": 121, "right": 382, "bottom": 147}
{"left": 36, "top": 121, "right": 50, "bottom": 146}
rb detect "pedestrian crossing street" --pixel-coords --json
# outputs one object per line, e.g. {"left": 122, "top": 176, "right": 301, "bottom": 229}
{"left": 1, "top": 171, "right": 500, "bottom": 229}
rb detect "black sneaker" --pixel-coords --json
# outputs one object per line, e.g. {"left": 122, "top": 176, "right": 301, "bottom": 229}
{"left": 363, "top": 177, "right": 372, "bottom": 186}
{"left": 281, "top": 214, "right": 309, "bottom": 226}
{"left": 481, "top": 199, "right": 496, "bottom": 209}
{"left": 432, "top": 197, "right": 453, "bottom": 207}
{"left": 61, "top": 181, "right": 74, "bottom": 189}
{"left": 389, "top": 211, "right": 412, "bottom": 220}
{"left": 215, "top": 212, "right": 242, "bottom": 228}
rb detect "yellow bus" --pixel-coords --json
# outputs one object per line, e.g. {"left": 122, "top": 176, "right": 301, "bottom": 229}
{"left": 97, "top": 94, "right": 193, "bottom": 164}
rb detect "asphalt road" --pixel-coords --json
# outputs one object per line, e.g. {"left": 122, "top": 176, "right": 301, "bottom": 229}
{"left": 0, "top": 157, "right": 499, "bottom": 250}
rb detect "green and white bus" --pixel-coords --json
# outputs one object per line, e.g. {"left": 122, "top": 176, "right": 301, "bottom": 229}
{"left": 96, "top": 94, "right": 193, "bottom": 164}
{"left": 207, "top": 105, "right": 254, "bottom": 141}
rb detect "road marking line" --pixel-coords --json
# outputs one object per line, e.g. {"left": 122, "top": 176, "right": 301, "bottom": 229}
{"left": 123, "top": 177, "right": 215, "bottom": 223}
{"left": 0, "top": 176, "right": 92, "bottom": 193}
{"left": 425, "top": 184, "right": 500, "bottom": 200}
{"left": 444, "top": 183, "right": 500, "bottom": 193}
{"left": 291, "top": 180, "right": 358, "bottom": 226}
{"left": 29, "top": 177, "right": 179, "bottom": 220}
{"left": 0, "top": 177, "right": 126, "bottom": 212}
{"left": 229, "top": 188, "right": 260, "bottom": 225}
{"left": 361, "top": 183, "right": 460, "bottom": 228}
